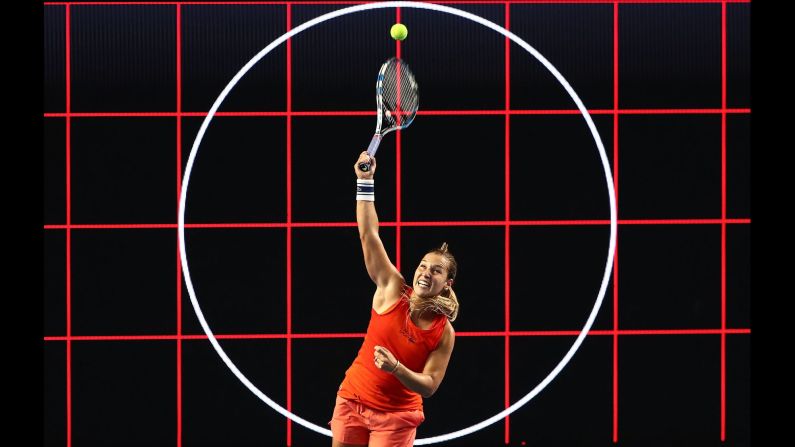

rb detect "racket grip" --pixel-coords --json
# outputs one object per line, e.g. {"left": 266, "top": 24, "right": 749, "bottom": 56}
{"left": 359, "top": 134, "right": 382, "bottom": 172}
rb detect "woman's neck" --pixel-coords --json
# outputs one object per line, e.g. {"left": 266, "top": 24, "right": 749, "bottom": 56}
{"left": 408, "top": 293, "right": 436, "bottom": 319}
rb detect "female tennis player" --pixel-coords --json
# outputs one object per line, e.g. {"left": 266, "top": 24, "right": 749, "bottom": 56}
{"left": 328, "top": 151, "right": 459, "bottom": 447}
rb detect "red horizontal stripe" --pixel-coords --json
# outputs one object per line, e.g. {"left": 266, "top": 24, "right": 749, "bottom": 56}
{"left": 44, "top": 328, "right": 751, "bottom": 341}
{"left": 44, "top": 0, "right": 752, "bottom": 6}
{"left": 43, "top": 108, "right": 751, "bottom": 118}
{"left": 43, "top": 219, "right": 752, "bottom": 230}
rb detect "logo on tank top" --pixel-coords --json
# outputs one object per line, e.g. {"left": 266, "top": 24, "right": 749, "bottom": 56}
{"left": 400, "top": 316, "right": 417, "bottom": 343}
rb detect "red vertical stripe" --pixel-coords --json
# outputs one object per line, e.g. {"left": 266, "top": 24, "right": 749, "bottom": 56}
{"left": 286, "top": 4, "right": 293, "bottom": 446}
{"left": 504, "top": 3, "right": 511, "bottom": 444}
{"left": 176, "top": 251, "right": 183, "bottom": 447}
{"left": 395, "top": 7, "right": 402, "bottom": 64}
{"left": 287, "top": 4, "right": 292, "bottom": 223}
{"left": 176, "top": 4, "right": 183, "bottom": 447}
{"left": 720, "top": 0, "right": 727, "bottom": 441}
{"left": 66, "top": 327, "right": 72, "bottom": 447}
{"left": 286, "top": 231, "right": 293, "bottom": 445}
{"left": 65, "top": 8, "right": 71, "bottom": 330}
{"left": 177, "top": 3, "right": 183, "bottom": 207}
{"left": 396, "top": 129, "right": 402, "bottom": 271}
{"left": 66, "top": 228, "right": 72, "bottom": 447}
{"left": 396, "top": 6, "right": 402, "bottom": 272}
{"left": 65, "top": 4, "right": 72, "bottom": 447}
{"left": 612, "top": 1, "right": 620, "bottom": 443}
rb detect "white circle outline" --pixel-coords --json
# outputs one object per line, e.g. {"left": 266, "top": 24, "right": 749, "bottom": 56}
{"left": 178, "top": 2, "right": 616, "bottom": 444}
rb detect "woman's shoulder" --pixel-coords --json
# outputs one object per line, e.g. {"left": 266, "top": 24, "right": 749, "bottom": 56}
{"left": 438, "top": 319, "right": 455, "bottom": 345}
{"left": 444, "top": 318, "right": 455, "bottom": 334}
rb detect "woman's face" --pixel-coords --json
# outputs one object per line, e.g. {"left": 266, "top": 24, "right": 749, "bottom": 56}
{"left": 412, "top": 253, "right": 451, "bottom": 298}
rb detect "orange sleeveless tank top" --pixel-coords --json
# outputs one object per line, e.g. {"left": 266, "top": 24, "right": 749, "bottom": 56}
{"left": 337, "top": 285, "right": 448, "bottom": 412}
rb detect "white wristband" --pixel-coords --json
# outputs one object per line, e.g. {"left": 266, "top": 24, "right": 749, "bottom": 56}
{"left": 356, "top": 179, "right": 374, "bottom": 201}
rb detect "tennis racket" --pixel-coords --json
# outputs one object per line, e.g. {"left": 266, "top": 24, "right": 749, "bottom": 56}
{"left": 358, "top": 57, "right": 419, "bottom": 172}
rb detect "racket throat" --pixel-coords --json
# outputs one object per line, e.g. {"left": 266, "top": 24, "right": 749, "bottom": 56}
{"left": 366, "top": 134, "right": 382, "bottom": 157}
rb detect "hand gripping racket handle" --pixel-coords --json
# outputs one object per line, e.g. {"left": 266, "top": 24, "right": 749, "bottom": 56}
{"left": 358, "top": 134, "right": 382, "bottom": 172}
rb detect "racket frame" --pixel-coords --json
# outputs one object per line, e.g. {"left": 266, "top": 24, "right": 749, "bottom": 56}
{"left": 359, "top": 58, "right": 417, "bottom": 172}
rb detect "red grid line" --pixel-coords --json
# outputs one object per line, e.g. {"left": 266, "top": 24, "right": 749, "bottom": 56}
{"left": 42, "top": 1, "right": 754, "bottom": 6}
{"left": 42, "top": 218, "right": 753, "bottom": 230}
{"left": 43, "top": 2, "right": 750, "bottom": 445}
{"left": 42, "top": 108, "right": 753, "bottom": 118}
{"left": 720, "top": 0, "right": 727, "bottom": 441}
{"left": 176, "top": 5, "right": 183, "bottom": 447}
{"left": 42, "top": 328, "right": 752, "bottom": 342}
{"left": 612, "top": 1, "right": 620, "bottom": 442}
{"left": 286, "top": 4, "right": 294, "bottom": 444}
{"left": 396, "top": 6, "right": 402, "bottom": 273}
{"left": 504, "top": 2, "right": 511, "bottom": 443}
{"left": 65, "top": 5, "right": 72, "bottom": 447}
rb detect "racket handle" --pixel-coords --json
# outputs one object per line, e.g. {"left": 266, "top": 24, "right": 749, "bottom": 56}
{"left": 359, "top": 134, "right": 382, "bottom": 172}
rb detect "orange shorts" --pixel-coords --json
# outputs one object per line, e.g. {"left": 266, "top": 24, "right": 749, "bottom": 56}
{"left": 328, "top": 395, "right": 425, "bottom": 446}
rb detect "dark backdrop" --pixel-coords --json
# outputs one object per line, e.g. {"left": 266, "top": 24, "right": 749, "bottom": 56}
{"left": 43, "top": 1, "right": 751, "bottom": 446}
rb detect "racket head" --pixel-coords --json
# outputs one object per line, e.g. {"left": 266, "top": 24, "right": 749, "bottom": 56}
{"left": 375, "top": 57, "right": 419, "bottom": 136}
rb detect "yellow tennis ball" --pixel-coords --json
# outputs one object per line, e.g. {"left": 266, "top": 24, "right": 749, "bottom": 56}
{"left": 390, "top": 23, "right": 408, "bottom": 41}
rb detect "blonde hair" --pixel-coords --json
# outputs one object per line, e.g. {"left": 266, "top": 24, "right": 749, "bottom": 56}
{"left": 409, "top": 242, "right": 459, "bottom": 322}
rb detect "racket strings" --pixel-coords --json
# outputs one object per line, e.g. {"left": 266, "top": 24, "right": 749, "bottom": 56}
{"left": 380, "top": 59, "right": 418, "bottom": 131}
